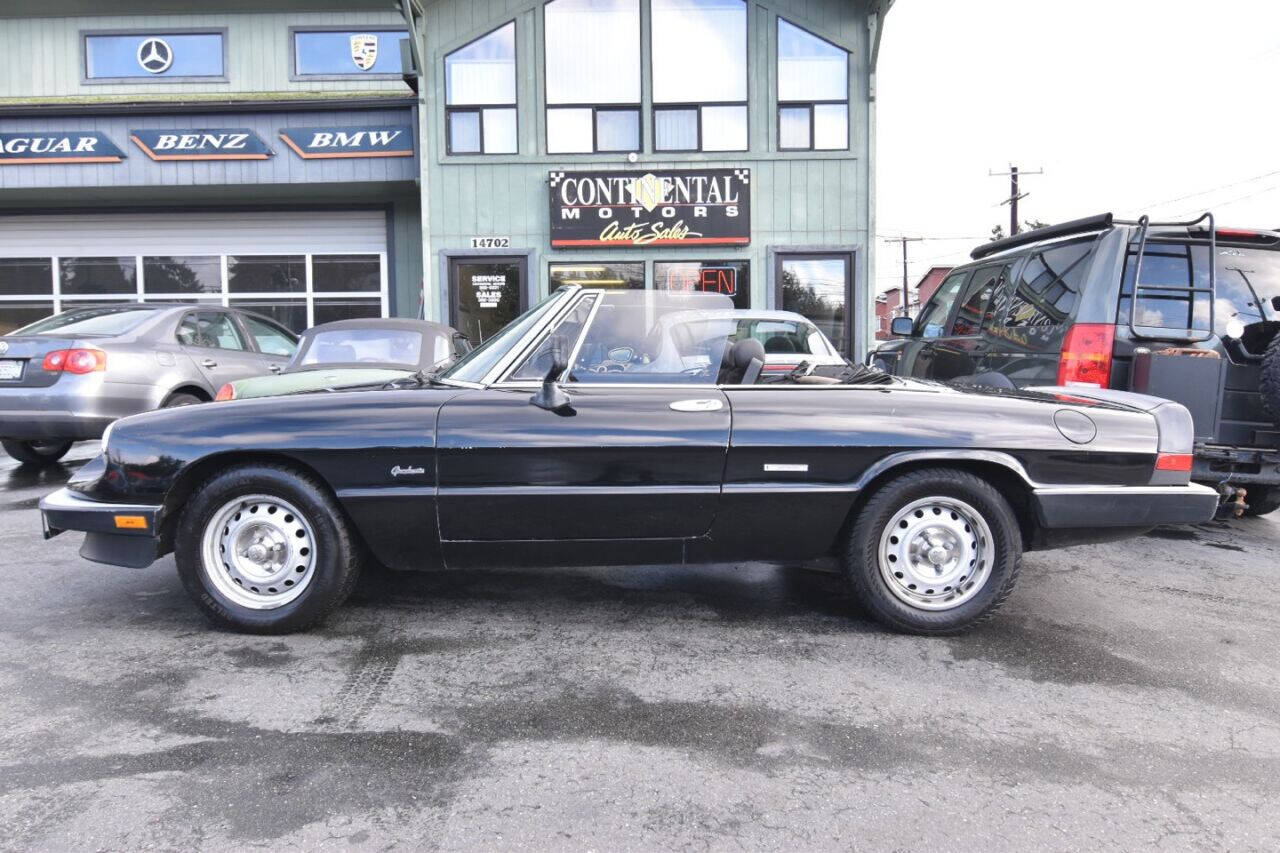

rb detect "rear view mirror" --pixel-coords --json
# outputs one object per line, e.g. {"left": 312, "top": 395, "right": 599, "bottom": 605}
{"left": 890, "top": 316, "right": 915, "bottom": 337}
{"left": 530, "top": 335, "right": 572, "bottom": 412}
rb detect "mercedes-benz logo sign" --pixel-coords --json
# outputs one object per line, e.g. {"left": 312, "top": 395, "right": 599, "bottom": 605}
{"left": 137, "top": 38, "right": 173, "bottom": 74}
{"left": 0, "top": 342, "right": 8, "bottom": 355}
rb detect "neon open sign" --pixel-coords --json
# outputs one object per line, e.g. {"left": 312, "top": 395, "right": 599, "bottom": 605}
{"left": 659, "top": 266, "right": 737, "bottom": 297}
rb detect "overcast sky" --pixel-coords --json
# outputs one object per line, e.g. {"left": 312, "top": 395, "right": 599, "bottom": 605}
{"left": 874, "top": 0, "right": 1280, "bottom": 293}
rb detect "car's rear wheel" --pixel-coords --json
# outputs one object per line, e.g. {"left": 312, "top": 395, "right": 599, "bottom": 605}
{"left": 175, "top": 464, "right": 360, "bottom": 633}
{"left": 1244, "top": 486, "right": 1280, "bottom": 517}
{"left": 2, "top": 439, "right": 73, "bottom": 466}
{"left": 845, "top": 468, "right": 1022, "bottom": 634}
{"left": 162, "top": 392, "right": 203, "bottom": 408}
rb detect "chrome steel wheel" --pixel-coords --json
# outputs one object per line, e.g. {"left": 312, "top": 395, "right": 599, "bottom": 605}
{"left": 877, "top": 496, "right": 994, "bottom": 611}
{"left": 200, "top": 494, "right": 317, "bottom": 610}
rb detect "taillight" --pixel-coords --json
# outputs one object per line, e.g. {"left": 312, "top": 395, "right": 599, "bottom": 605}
{"left": 1057, "top": 324, "right": 1115, "bottom": 388}
{"left": 1155, "top": 453, "right": 1193, "bottom": 472}
{"left": 43, "top": 348, "right": 106, "bottom": 374}
{"left": 215, "top": 383, "right": 236, "bottom": 401}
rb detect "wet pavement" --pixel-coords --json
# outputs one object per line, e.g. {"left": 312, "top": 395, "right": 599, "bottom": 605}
{"left": 2, "top": 445, "right": 1280, "bottom": 850}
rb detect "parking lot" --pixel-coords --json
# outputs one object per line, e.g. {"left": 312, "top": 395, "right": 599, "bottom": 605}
{"left": 0, "top": 447, "right": 1277, "bottom": 850}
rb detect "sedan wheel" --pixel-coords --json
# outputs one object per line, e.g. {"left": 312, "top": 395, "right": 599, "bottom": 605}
{"left": 176, "top": 464, "right": 360, "bottom": 633}
{"left": 1, "top": 438, "right": 73, "bottom": 466}
{"left": 846, "top": 468, "right": 1021, "bottom": 634}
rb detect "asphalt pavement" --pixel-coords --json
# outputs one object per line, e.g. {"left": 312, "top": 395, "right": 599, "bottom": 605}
{"left": 2, "top": 445, "right": 1279, "bottom": 851}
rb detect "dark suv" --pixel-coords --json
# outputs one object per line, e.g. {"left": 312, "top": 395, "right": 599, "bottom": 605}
{"left": 871, "top": 212, "right": 1280, "bottom": 516}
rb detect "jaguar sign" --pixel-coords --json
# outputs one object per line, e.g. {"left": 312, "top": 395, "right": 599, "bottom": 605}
{"left": 549, "top": 168, "right": 751, "bottom": 248}
{"left": 0, "top": 132, "right": 125, "bottom": 165}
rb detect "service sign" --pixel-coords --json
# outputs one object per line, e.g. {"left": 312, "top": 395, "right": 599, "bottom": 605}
{"left": 549, "top": 169, "right": 750, "bottom": 248}
{"left": 278, "top": 125, "right": 414, "bottom": 159}
{"left": 0, "top": 132, "right": 125, "bottom": 165}
{"left": 130, "top": 128, "right": 272, "bottom": 161}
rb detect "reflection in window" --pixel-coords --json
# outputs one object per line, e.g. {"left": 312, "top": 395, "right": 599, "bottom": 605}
{"left": 549, "top": 262, "right": 644, "bottom": 290}
{"left": 779, "top": 255, "right": 850, "bottom": 353}
{"left": 777, "top": 19, "right": 849, "bottom": 150}
{"left": 230, "top": 300, "right": 307, "bottom": 333}
{"left": 227, "top": 256, "right": 305, "bottom": 294}
{"left": 654, "top": 260, "right": 749, "bottom": 309}
{"left": 0, "top": 258, "right": 52, "bottom": 296}
{"left": 993, "top": 241, "right": 1091, "bottom": 351}
{"left": 445, "top": 22, "right": 517, "bottom": 155}
{"left": 510, "top": 294, "right": 598, "bottom": 381}
{"left": 1119, "top": 243, "right": 1219, "bottom": 335}
{"left": 241, "top": 315, "right": 297, "bottom": 356}
{"left": 546, "top": 0, "right": 641, "bottom": 153}
{"left": 949, "top": 266, "right": 1004, "bottom": 337}
{"left": 915, "top": 272, "right": 968, "bottom": 339}
{"left": 293, "top": 29, "right": 406, "bottom": 76}
{"left": 59, "top": 257, "right": 136, "bottom": 295}
{"left": 313, "top": 298, "right": 382, "bottom": 326}
{"left": 143, "top": 256, "right": 220, "bottom": 294}
{"left": 312, "top": 255, "right": 380, "bottom": 292}
{"left": 0, "top": 303, "right": 55, "bottom": 334}
{"left": 652, "top": 0, "right": 747, "bottom": 152}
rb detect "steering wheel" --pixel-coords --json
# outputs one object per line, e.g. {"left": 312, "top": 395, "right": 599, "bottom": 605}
{"left": 591, "top": 360, "right": 628, "bottom": 373}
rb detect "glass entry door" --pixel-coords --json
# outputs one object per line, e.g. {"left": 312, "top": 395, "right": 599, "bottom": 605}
{"left": 776, "top": 253, "right": 853, "bottom": 355}
{"left": 449, "top": 257, "right": 526, "bottom": 345}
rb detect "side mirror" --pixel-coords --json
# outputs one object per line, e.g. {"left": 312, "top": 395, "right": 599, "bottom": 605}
{"left": 530, "top": 335, "right": 572, "bottom": 412}
{"left": 890, "top": 316, "right": 915, "bottom": 337}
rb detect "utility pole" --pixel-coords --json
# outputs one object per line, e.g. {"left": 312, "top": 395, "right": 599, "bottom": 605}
{"left": 989, "top": 165, "right": 1043, "bottom": 235}
{"left": 883, "top": 236, "right": 925, "bottom": 316}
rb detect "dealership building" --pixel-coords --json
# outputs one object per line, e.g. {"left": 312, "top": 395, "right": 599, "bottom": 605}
{"left": 0, "top": 0, "right": 890, "bottom": 358}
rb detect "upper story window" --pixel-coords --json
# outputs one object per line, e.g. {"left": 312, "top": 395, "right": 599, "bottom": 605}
{"left": 651, "top": 0, "right": 747, "bottom": 152}
{"left": 83, "top": 31, "right": 225, "bottom": 81}
{"left": 777, "top": 18, "right": 849, "bottom": 150}
{"left": 292, "top": 28, "right": 408, "bottom": 78}
{"left": 544, "top": 0, "right": 641, "bottom": 154}
{"left": 444, "top": 22, "right": 518, "bottom": 155}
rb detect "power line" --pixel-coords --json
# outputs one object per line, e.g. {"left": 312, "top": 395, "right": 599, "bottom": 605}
{"left": 1176, "top": 181, "right": 1280, "bottom": 219}
{"left": 1135, "top": 169, "right": 1280, "bottom": 213}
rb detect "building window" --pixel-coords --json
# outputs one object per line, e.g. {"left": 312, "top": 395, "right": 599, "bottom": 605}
{"left": 545, "top": 0, "right": 641, "bottom": 154}
{"left": 777, "top": 19, "right": 849, "bottom": 151}
{"left": 550, "top": 262, "right": 644, "bottom": 290}
{"left": 0, "top": 259, "right": 54, "bottom": 334}
{"left": 777, "top": 254, "right": 853, "bottom": 355}
{"left": 654, "top": 261, "right": 749, "bottom": 309}
{"left": 444, "top": 22, "right": 518, "bottom": 155}
{"left": 84, "top": 31, "right": 224, "bottom": 81}
{"left": 142, "top": 256, "right": 221, "bottom": 296}
{"left": 292, "top": 28, "right": 408, "bottom": 78}
{"left": 652, "top": 0, "right": 747, "bottom": 152}
{"left": 60, "top": 257, "right": 137, "bottom": 296}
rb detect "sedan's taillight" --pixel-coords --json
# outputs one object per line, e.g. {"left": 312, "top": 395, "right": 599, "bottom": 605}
{"left": 1057, "top": 324, "right": 1115, "bottom": 388}
{"left": 43, "top": 348, "right": 106, "bottom": 374}
{"left": 215, "top": 383, "right": 235, "bottom": 401}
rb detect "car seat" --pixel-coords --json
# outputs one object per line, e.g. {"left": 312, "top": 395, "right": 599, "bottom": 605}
{"left": 717, "top": 338, "right": 766, "bottom": 385}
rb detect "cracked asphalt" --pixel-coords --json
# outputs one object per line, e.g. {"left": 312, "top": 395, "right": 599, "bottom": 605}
{"left": 2, "top": 445, "right": 1280, "bottom": 850}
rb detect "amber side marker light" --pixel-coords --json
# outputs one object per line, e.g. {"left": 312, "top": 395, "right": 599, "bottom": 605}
{"left": 1155, "top": 453, "right": 1194, "bottom": 472}
{"left": 215, "top": 383, "right": 235, "bottom": 401}
{"left": 114, "top": 515, "right": 148, "bottom": 530}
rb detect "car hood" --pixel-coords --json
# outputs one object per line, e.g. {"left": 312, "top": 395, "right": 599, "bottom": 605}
{"left": 229, "top": 368, "right": 413, "bottom": 400}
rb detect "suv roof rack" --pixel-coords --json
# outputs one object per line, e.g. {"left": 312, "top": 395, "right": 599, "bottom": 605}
{"left": 970, "top": 213, "right": 1114, "bottom": 260}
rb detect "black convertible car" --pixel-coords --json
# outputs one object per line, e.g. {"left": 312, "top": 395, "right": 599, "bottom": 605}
{"left": 40, "top": 286, "right": 1217, "bottom": 635}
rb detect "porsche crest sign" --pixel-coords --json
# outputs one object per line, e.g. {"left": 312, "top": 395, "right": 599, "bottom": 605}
{"left": 549, "top": 168, "right": 751, "bottom": 248}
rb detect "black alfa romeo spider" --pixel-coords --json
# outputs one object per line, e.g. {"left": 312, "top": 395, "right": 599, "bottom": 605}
{"left": 40, "top": 286, "right": 1217, "bottom": 634}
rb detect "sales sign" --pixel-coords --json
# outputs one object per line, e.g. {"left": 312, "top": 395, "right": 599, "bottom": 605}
{"left": 0, "top": 132, "right": 125, "bottom": 165}
{"left": 549, "top": 168, "right": 751, "bottom": 248}
{"left": 278, "top": 125, "right": 414, "bottom": 159}
{"left": 130, "top": 128, "right": 272, "bottom": 161}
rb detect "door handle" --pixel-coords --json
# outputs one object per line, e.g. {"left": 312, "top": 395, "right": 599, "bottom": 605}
{"left": 269, "top": 364, "right": 282, "bottom": 373}
{"left": 670, "top": 398, "right": 723, "bottom": 412}
{"left": 201, "top": 358, "right": 218, "bottom": 368}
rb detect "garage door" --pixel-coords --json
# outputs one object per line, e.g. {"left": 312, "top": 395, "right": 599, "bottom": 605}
{"left": 0, "top": 210, "right": 388, "bottom": 333}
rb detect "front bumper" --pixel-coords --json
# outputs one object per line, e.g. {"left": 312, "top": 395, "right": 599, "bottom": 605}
{"left": 40, "top": 487, "right": 164, "bottom": 568}
{"left": 1032, "top": 482, "right": 1219, "bottom": 529}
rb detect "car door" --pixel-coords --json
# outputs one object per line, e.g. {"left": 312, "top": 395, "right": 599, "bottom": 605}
{"left": 927, "top": 263, "right": 1008, "bottom": 382}
{"left": 435, "top": 291, "right": 732, "bottom": 545}
{"left": 176, "top": 310, "right": 269, "bottom": 387}
{"left": 235, "top": 312, "right": 298, "bottom": 375}
{"left": 894, "top": 270, "right": 970, "bottom": 378}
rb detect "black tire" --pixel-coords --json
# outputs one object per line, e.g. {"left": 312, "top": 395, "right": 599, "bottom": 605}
{"left": 175, "top": 463, "right": 361, "bottom": 634}
{"left": 162, "top": 392, "right": 204, "bottom": 408}
{"left": 1244, "top": 486, "right": 1280, "bottom": 517}
{"left": 845, "top": 468, "right": 1022, "bottom": 635}
{"left": 1, "top": 438, "right": 73, "bottom": 466}
{"left": 1261, "top": 331, "right": 1280, "bottom": 426}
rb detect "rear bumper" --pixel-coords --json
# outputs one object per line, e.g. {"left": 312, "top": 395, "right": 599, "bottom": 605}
{"left": 0, "top": 378, "right": 158, "bottom": 441}
{"left": 1192, "top": 444, "right": 1280, "bottom": 487}
{"left": 1032, "top": 482, "right": 1219, "bottom": 529}
{"left": 39, "top": 487, "right": 164, "bottom": 569}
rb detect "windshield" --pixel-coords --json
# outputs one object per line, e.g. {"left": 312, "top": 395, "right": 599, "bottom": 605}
{"left": 13, "top": 306, "right": 157, "bottom": 337}
{"left": 297, "top": 328, "right": 423, "bottom": 369}
{"left": 441, "top": 291, "right": 567, "bottom": 383}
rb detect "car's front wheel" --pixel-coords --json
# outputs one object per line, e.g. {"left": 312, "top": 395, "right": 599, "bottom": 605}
{"left": 175, "top": 464, "right": 361, "bottom": 633}
{"left": 845, "top": 468, "right": 1022, "bottom": 634}
{"left": 2, "top": 439, "right": 73, "bottom": 466}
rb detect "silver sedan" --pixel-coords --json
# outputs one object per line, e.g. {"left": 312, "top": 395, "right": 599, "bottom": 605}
{"left": 0, "top": 304, "right": 297, "bottom": 465}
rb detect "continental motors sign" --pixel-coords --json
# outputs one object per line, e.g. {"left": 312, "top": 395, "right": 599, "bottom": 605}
{"left": 549, "top": 169, "right": 750, "bottom": 248}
